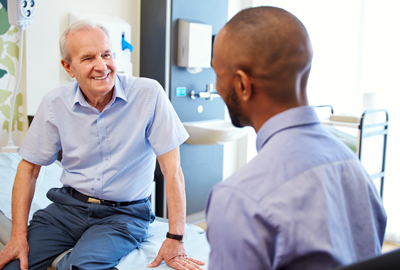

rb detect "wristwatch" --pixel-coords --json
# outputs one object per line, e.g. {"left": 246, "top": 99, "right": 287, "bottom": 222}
{"left": 166, "top": 232, "right": 187, "bottom": 243}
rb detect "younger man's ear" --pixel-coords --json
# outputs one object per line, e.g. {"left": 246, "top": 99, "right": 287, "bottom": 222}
{"left": 234, "top": 70, "right": 252, "bottom": 101}
{"left": 61, "top": 59, "right": 75, "bottom": 78}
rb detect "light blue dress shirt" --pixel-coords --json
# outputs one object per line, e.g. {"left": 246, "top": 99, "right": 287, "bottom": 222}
{"left": 206, "top": 106, "right": 386, "bottom": 270}
{"left": 19, "top": 75, "right": 189, "bottom": 202}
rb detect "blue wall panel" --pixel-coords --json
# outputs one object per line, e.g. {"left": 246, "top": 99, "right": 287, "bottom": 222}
{"left": 170, "top": 0, "right": 229, "bottom": 215}
{"left": 170, "top": 0, "right": 228, "bottom": 123}
{"left": 141, "top": 0, "right": 229, "bottom": 216}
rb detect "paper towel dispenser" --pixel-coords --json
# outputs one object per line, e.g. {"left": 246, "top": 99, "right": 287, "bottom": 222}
{"left": 69, "top": 11, "right": 133, "bottom": 76}
{"left": 177, "top": 19, "right": 212, "bottom": 74}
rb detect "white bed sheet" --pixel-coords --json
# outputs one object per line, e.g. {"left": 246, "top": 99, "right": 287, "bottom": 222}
{"left": 0, "top": 153, "right": 210, "bottom": 269}
{"left": 0, "top": 153, "right": 63, "bottom": 221}
{"left": 117, "top": 220, "right": 210, "bottom": 269}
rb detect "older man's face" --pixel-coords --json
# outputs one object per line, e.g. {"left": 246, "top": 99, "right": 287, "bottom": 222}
{"left": 62, "top": 27, "right": 117, "bottom": 99}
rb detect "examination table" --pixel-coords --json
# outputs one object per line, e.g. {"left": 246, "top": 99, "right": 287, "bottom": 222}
{"left": 0, "top": 153, "right": 210, "bottom": 269}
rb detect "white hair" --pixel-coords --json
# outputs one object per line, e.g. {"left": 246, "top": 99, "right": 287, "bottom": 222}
{"left": 59, "top": 19, "right": 111, "bottom": 63}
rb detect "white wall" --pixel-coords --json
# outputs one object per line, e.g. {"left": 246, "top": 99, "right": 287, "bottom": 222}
{"left": 25, "top": 0, "right": 140, "bottom": 116}
{"left": 228, "top": 0, "right": 252, "bottom": 19}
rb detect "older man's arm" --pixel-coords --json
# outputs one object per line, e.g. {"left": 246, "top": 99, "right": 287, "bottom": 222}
{"left": 0, "top": 159, "right": 41, "bottom": 270}
{"left": 148, "top": 147, "right": 205, "bottom": 269}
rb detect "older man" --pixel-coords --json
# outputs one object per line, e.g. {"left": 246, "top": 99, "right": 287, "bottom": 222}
{"left": 0, "top": 20, "right": 203, "bottom": 270}
{"left": 206, "top": 6, "right": 387, "bottom": 270}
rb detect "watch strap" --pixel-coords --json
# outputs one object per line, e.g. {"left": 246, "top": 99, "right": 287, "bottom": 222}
{"left": 166, "top": 232, "right": 186, "bottom": 242}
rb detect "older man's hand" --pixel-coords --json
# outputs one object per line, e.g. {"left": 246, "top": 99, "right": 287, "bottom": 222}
{"left": 148, "top": 238, "right": 205, "bottom": 269}
{"left": 0, "top": 236, "right": 29, "bottom": 270}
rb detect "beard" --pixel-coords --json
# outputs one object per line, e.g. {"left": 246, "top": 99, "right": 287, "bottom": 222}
{"left": 226, "top": 86, "right": 250, "bottom": 128}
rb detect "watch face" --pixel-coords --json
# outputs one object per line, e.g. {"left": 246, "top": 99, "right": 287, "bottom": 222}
{"left": 181, "top": 234, "right": 187, "bottom": 243}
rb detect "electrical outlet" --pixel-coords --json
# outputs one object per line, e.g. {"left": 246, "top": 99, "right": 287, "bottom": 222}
{"left": 7, "top": 0, "right": 36, "bottom": 26}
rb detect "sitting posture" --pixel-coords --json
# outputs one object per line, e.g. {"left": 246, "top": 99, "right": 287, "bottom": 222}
{"left": 206, "top": 6, "right": 387, "bottom": 270}
{"left": 0, "top": 20, "right": 203, "bottom": 270}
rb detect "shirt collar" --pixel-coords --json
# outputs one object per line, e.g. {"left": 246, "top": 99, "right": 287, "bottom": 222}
{"left": 71, "top": 75, "right": 127, "bottom": 110}
{"left": 113, "top": 75, "right": 128, "bottom": 102}
{"left": 256, "top": 106, "right": 321, "bottom": 152}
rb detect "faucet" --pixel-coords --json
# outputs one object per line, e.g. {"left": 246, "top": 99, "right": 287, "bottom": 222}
{"left": 190, "top": 84, "right": 220, "bottom": 101}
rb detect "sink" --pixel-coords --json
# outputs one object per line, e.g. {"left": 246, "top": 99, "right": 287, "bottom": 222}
{"left": 183, "top": 119, "right": 248, "bottom": 145}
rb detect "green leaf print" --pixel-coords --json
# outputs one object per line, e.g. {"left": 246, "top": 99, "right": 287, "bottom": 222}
{"left": 6, "top": 41, "right": 19, "bottom": 59}
{"left": 0, "top": 69, "right": 6, "bottom": 79}
{"left": 8, "top": 27, "right": 18, "bottom": 36}
{"left": 0, "top": 55, "right": 15, "bottom": 76}
{"left": 0, "top": 94, "right": 22, "bottom": 133}
{"left": 13, "top": 93, "right": 23, "bottom": 131}
{"left": 2, "top": 119, "right": 8, "bottom": 131}
{"left": 0, "top": 103, "right": 10, "bottom": 119}
{"left": 0, "top": 7, "right": 11, "bottom": 36}
{"left": 17, "top": 115, "right": 23, "bottom": 131}
{"left": 0, "top": 89, "right": 12, "bottom": 104}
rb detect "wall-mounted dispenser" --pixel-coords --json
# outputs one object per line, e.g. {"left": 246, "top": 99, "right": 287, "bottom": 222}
{"left": 177, "top": 19, "right": 212, "bottom": 74}
{"left": 69, "top": 11, "right": 133, "bottom": 76}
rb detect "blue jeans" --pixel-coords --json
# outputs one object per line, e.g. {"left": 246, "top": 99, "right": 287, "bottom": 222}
{"left": 3, "top": 187, "right": 155, "bottom": 270}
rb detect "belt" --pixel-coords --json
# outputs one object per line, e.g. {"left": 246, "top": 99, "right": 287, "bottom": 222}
{"left": 64, "top": 187, "right": 148, "bottom": 207}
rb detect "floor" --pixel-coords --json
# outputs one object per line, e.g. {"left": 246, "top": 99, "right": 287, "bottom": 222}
{"left": 194, "top": 222, "right": 400, "bottom": 254}
{"left": 382, "top": 240, "right": 400, "bottom": 253}
{"left": 194, "top": 221, "right": 207, "bottom": 231}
